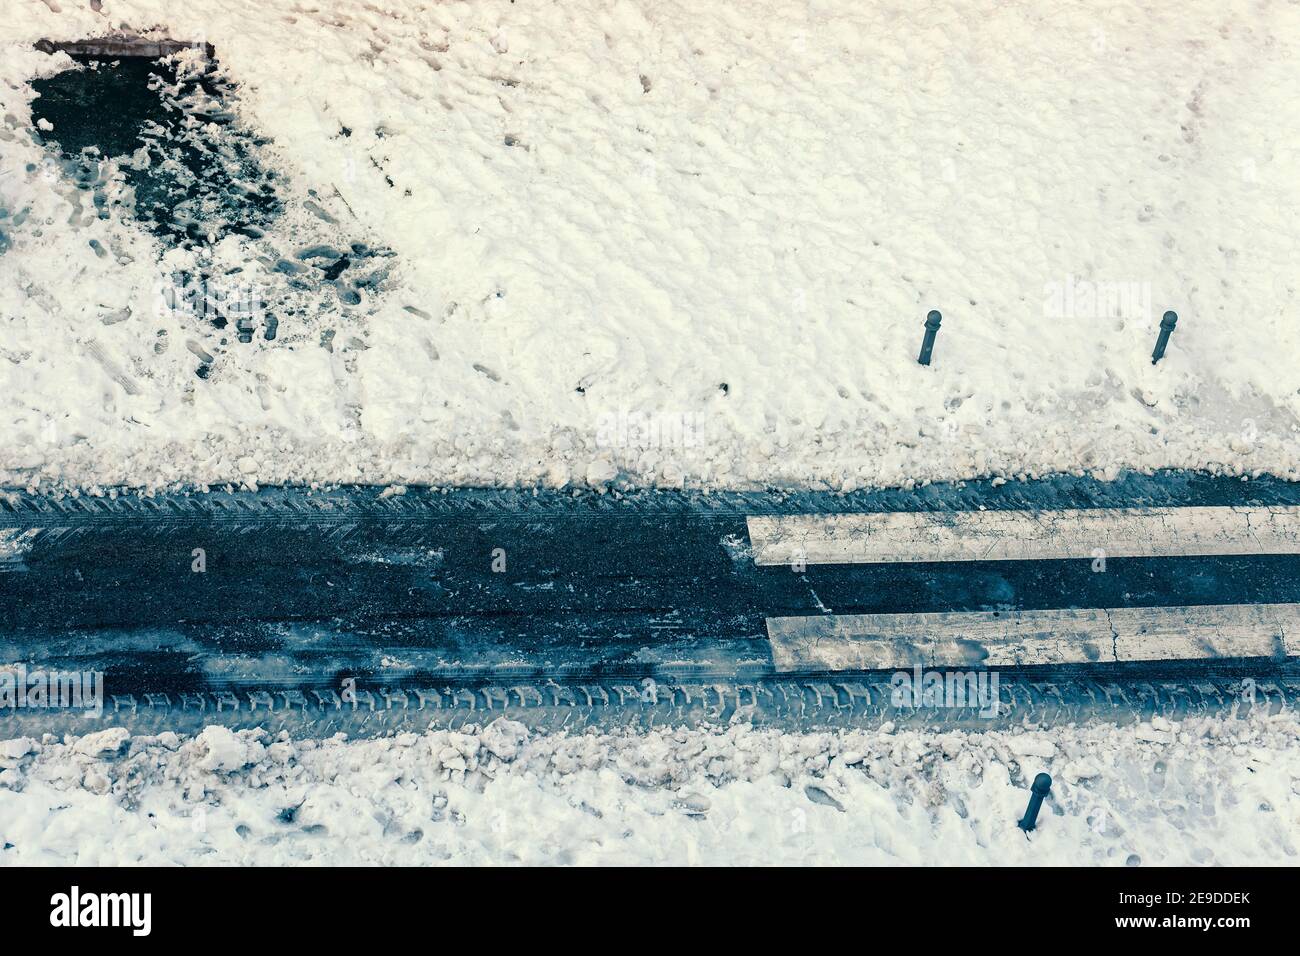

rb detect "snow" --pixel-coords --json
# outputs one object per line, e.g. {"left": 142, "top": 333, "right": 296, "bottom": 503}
{"left": 1, "top": 0, "right": 1297, "bottom": 493}
{"left": 2, "top": 714, "right": 1298, "bottom": 865}
{"left": 194, "top": 725, "right": 263, "bottom": 772}
{"left": 70, "top": 726, "right": 128, "bottom": 757}
{"left": 1005, "top": 732, "right": 1058, "bottom": 760}
{"left": 0, "top": 737, "right": 35, "bottom": 760}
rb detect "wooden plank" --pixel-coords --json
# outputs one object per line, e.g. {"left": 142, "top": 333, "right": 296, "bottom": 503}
{"left": 35, "top": 38, "right": 215, "bottom": 59}
{"left": 747, "top": 506, "right": 1300, "bottom": 566}
{"left": 765, "top": 603, "right": 1300, "bottom": 672}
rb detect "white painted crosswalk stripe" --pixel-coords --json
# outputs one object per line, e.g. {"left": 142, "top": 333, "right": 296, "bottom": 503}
{"left": 747, "top": 506, "right": 1300, "bottom": 566}
{"left": 765, "top": 603, "right": 1300, "bottom": 672}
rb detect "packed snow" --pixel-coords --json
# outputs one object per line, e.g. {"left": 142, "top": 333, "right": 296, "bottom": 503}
{"left": 1, "top": 0, "right": 1297, "bottom": 493}
{"left": 2, "top": 714, "right": 1298, "bottom": 865}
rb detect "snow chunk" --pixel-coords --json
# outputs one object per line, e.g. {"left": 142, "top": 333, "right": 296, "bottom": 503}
{"left": 196, "top": 726, "right": 259, "bottom": 772}
{"left": 1062, "top": 758, "right": 1103, "bottom": 781}
{"left": 585, "top": 459, "right": 618, "bottom": 486}
{"left": 1005, "top": 733, "right": 1057, "bottom": 760}
{"left": 72, "top": 728, "right": 129, "bottom": 758}
{"left": 0, "top": 737, "right": 36, "bottom": 760}
{"left": 1134, "top": 724, "right": 1173, "bottom": 744}
{"left": 481, "top": 719, "right": 529, "bottom": 761}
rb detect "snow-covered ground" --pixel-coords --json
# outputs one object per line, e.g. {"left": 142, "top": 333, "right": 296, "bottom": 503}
{"left": 2, "top": 714, "right": 1297, "bottom": 865}
{"left": 2, "top": 0, "right": 1298, "bottom": 492}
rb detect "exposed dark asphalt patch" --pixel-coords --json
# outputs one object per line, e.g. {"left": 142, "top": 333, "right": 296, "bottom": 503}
{"left": 26, "top": 47, "right": 397, "bottom": 383}
{"left": 31, "top": 54, "right": 281, "bottom": 246}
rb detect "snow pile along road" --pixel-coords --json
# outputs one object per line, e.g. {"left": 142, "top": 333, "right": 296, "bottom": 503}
{"left": 1, "top": 0, "right": 1297, "bottom": 492}
{"left": 1, "top": 714, "right": 1297, "bottom": 865}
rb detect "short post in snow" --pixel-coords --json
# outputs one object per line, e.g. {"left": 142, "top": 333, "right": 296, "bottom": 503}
{"left": 918, "top": 310, "right": 942, "bottom": 366}
{"left": 1017, "top": 773, "right": 1052, "bottom": 832}
{"left": 1151, "top": 310, "right": 1178, "bottom": 364}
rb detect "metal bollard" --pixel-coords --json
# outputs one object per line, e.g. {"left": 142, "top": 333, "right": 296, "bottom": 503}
{"left": 1018, "top": 772, "right": 1052, "bottom": 832}
{"left": 1151, "top": 310, "right": 1178, "bottom": 364}
{"left": 918, "top": 310, "right": 943, "bottom": 366}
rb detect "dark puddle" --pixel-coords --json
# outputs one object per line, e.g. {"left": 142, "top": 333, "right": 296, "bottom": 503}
{"left": 28, "top": 49, "right": 393, "bottom": 369}
{"left": 30, "top": 54, "right": 281, "bottom": 246}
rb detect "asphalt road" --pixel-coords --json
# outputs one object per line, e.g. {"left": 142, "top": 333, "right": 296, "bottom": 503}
{"left": 3, "top": 471, "right": 1300, "bottom": 733}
